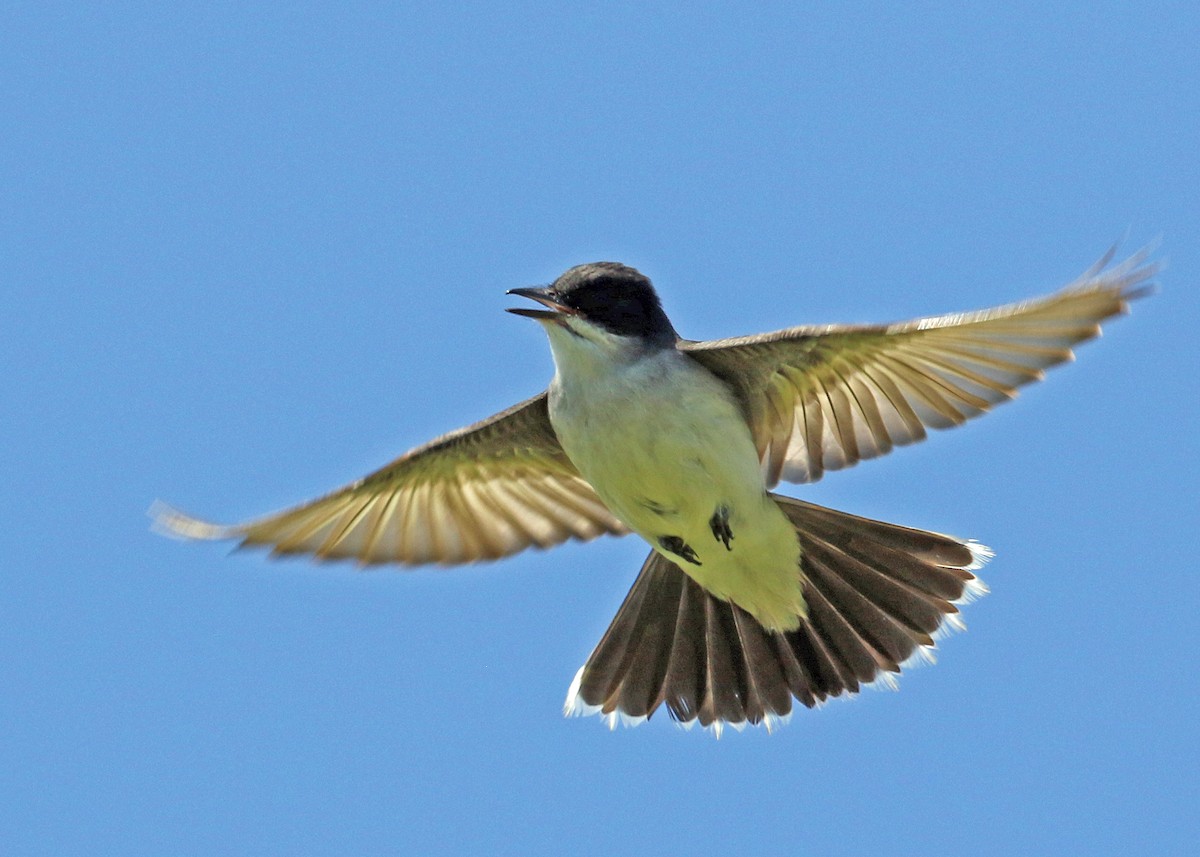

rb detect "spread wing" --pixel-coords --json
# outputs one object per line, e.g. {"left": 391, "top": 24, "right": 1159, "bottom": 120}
{"left": 681, "top": 248, "right": 1156, "bottom": 486}
{"left": 153, "top": 392, "right": 627, "bottom": 565}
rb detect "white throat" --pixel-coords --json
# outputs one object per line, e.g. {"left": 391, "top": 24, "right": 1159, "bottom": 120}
{"left": 542, "top": 319, "right": 652, "bottom": 384}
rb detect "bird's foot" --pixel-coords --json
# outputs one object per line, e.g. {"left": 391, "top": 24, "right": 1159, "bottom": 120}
{"left": 709, "top": 504, "right": 734, "bottom": 551}
{"left": 659, "top": 535, "right": 702, "bottom": 566}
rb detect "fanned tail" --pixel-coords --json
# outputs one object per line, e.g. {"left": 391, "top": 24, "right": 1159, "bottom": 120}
{"left": 565, "top": 495, "right": 990, "bottom": 734}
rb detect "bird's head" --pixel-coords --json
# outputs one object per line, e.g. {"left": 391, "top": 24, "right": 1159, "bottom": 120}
{"left": 507, "top": 262, "right": 678, "bottom": 353}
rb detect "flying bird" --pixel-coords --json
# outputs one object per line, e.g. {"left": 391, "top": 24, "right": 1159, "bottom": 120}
{"left": 155, "top": 247, "right": 1154, "bottom": 733}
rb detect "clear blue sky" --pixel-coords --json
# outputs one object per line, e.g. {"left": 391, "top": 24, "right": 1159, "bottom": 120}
{"left": 4, "top": 3, "right": 1197, "bottom": 855}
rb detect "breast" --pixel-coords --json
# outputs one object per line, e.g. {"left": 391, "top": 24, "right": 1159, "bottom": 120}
{"left": 549, "top": 351, "right": 765, "bottom": 534}
{"left": 550, "top": 349, "right": 805, "bottom": 629}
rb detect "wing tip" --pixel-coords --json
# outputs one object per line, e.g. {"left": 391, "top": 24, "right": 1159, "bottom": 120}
{"left": 148, "top": 500, "right": 242, "bottom": 542}
{"left": 1075, "top": 241, "right": 1162, "bottom": 299}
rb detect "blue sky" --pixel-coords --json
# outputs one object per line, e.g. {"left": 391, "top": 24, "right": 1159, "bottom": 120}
{"left": 4, "top": 3, "right": 1198, "bottom": 855}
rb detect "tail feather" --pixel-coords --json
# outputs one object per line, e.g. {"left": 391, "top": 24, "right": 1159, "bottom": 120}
{"left": 613, "top": 562, "right": 683, "bottom": 719}
{"left": 659, "top": 576, "right": 705, "bottom": 722}
{"left": 565, "top": 496, "right": 990, "bottom": 734}
{"left": 699, "top": 597, "right": 746, "bottom": 726}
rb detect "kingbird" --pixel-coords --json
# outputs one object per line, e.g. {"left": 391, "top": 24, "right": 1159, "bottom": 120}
{"left": 155, "top": 247, "right": 1153, "bottom": 733}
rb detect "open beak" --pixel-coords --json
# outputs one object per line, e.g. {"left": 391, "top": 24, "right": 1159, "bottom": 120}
{"left": 505, "top": 286, "right": 575, "bottom": 322}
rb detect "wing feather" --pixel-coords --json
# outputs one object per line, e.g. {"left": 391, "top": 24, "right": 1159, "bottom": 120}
{"left": 683, "top": 248, "right": 1155, "bottom": 486}
{"left": 153, "top": 392, "right": 627, "bottom": 565}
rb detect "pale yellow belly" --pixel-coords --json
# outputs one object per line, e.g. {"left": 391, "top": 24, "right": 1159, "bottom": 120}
{"left": 550, "top": 356, "right": 805, "bottom": 630}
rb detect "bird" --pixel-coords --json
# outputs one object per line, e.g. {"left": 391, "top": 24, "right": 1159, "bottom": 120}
{"left": 154, "top": 246, "right": 1154, "bottom": 734}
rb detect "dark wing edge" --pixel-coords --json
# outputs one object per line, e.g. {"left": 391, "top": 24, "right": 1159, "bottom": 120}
{"left": 681, "top": 246, "right": 1157, "bottom": 486}
{"left": 152, "top": 392, "right": 628, "bottom": 566}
